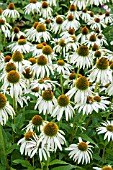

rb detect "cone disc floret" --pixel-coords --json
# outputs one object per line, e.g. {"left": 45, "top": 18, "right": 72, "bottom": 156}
{"left": 32, "top": 115, "right": 43, "bottom": 126}
{"left": 30, "top": 0, "right": 37, "bottom": 3}
{"left": 58, "top": 39, "right": 66, "bottom": 47}
{"left": 76, "top": 76, "right": 89, "bottom": 90}
{"left": 106, "top": 125, "right": 113, "bottom": 132}
{"left": 0, "top": 93, "right": 7, "bottom": 109}
{"left": 44, "top": 122, "right": 58, "bottom": 137}
{"left": 81, "top": 26, "right": 89, "bottom": 35}
{"left": 5, "top": 62, "right": 16, "bottom": 72}
{"left": 29, "top": 58, "right": 36, "bottom": 65}
{"left": 89, "top": 34, "right": 96, "bottom": 42}
{"left": 22, "top": 68, "right": 33, "bottom": 79}
{"left": 96, "top": 57, "right": 109, "bottom": 70}
{"left": 12, "top": 51, "right": 24, "bottom": 62}
{"left": 92, "top": 44, "right": 99, "bottom": 51}
{"left": 36, "top": 23, "right": 46, "bottom": 32}
{"left": 42, "top": 89, "right": 53, "bottom": 101}
{"left": 24, "top": 131, "right": 34, "bottom": 140}
{"left": 37, "top": 55, "right": 48, "bottom": 65}
{"left": 4, "top": 55, "right": 11, "bottom": 62}
{"left": 77, "top": 45, "right": 89, "bottom": 57}
{"left": 102, "top": 166, "right": 112, "bottom": 170}
{"left": 0, "top": 18, "right": 5, "bottom": 25}
{"left": 8, "top": 3, "right": 15, "bottom": 10}
{"left": 36, "top": 43, "right": 43, "bottom": 49}
{"left": 56, "top": 17, "right": 63, "bottom": 24}
{"left": 42, "top": 1, "right": 48, "bottom": 8}
{"left": 7, "top": 70, "right": 20, "bottom": 83}
{"left": 58, "top": 94, "right": 70, "bottom": 106}
{"left": 57, "top": 60, "right": 65, "bottom": 66}
{"left": 69, "top": 4, "right": 76, "bottom": 11}
{"left": 18, "top": 39, "right": 26, "bottom": 45}
{"left": 78, "top": 142, "right": 88, "bottom": 151}
{"left": 42, "top": 45, "right": 52, "bottom": 55}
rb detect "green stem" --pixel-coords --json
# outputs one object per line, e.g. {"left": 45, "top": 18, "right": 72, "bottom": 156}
{"left": 60, "top": 72, "right": 64, "bottom": 94}
{"left": 0, "top": 124, "right": 8, "bottom": 169}
{"left": 40, "top": 162, "right": 44, "bottom": 170}
{"left": 46, "top": 157, "right": 50, "bottom": 170}
{"left": 94, "top": 82, "right": 99, "bottom": 93}
{"left": 45, "top": 113, "right": 48, "bottom": 121}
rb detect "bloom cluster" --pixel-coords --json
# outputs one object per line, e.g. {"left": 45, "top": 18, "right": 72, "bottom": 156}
{"left": 0, "top": 0, "right": 113, "bottom": 168}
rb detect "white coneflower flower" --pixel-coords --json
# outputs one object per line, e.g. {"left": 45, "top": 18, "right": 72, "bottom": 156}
{"left": 40, "top": 1, "right": 53, "bottom": 19}
{"left": 74, "top": 96, "right": 100, "bottom": 115}
{"left": 31, "top": 77, "right": 59, "bottom": 91}
{"left": 51, "top": 15, "right": 64, "bottom": 34}
{"left": 66, "top": 137, "right": 93, "bottom": 164}
{"left": 8, "top": 38, "right": 32, "bottom": 53}
{"left": 11, "top": 26, "right": 25, "bottom": 42}
{"left": 71, "top": 0, "right": 87, "bottom": 10}
{"left": 38, "top": 122, "right": 66, "bottom": 151}
{"left": 84, "top": 33, "right": 99, "bottom": 48}
{"left": 25, "top": 22, "right": 39, "bottom": 42}
{"left": 18, "top": 131, "right": 37, "bottom": 156}
{"left": 3, "top": 3, "right": 20, "bottom": 19}
{"left": 103, "top": 11, "right": 113, "bottom": 24}
{"left": 22, "top": 67, "right": 34, "bottom": 88}
{"left": 87, "top": 17, "right": 106, "bottom": 31}
{"left": 0, "top": 92, "right": 15, "bottom": 125}
{"left": 31, "top": 43, "right": 44, "bottom": 57}
{"left": 11, "top": 51, "right": 31, "bottom": 73}
{"left": 66, "top": 76, "right": 93, "bottom": 103}
{"left": 79, "top": 9, "right": 90, "bottom": 23}
{"left": 106, "top": 82, "right": 113, "bottom": 96}
{"left": 54, "top": 60, "right": 72, "bottom": 75}
{"left": 24, "top": 0, "right": 41, "bottom": 15}
{"left": 51, "top": 94, "right": 75, "bottom": 121}
{"left": 60, "top": 28, "right": 76, "bottom": 39}
{"left": 97, "top": 34, "right": 108, "bottom": 46}
{"left": 93, "top": 95, "right": 110, "bottom": 110}
{"left": 32, "top": 55, "right": 53, "bottom": 79}
{"left": 23, "top": 115, "right": 48, "bottom": 132}
{"left": 69, "top": 45, "right": 93, "bottom": 69}
{"left": 62, "top": 14, "right": 80, "bottom": 31}
{"left": 25, "top": 134, "right": 50, "bottom": 160}
{"left": 31, "top": 23, "right": 51, "bottom": 43}
{"left": 93, "top": 165, "right": 113, "bottom": 170}
{"left": 77, "top": 26, "right": 89, "bottom": 44}
{"left": 0, "top": 18, "right": 12, "bottom": 38}
{"left": 1, "top": 70, "right": 26, "bottom": 101}
{"left": 35, "top": 89, "right": 57, "bottom": 115}
{"left": 89, "top": 57, "right": 112, "bottom": 84}
{"left": 67, "top": 4, "right": 79, "bottom": 20}
{"left": 42, "top": 45, "right": 56, "bottom": 63}
{"left": 96, "top": 120, "right": 113, "bottom": 142}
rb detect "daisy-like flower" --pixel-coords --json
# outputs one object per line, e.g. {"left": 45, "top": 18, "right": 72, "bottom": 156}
{"left": 66, "top": 76, "right": 94, "bottom": 103}
{"left": 0, "top": 18, "right": 12, "bottom": 38}
{"left": 60, "top": 28, "right": 76, "bottom": 39}
{"left": 32, "top": 55, "right": 53, "bottom": 79}
{"left": 0, "top": 92, "right": 15, "bottom": 125}
{"left": 89, "top": 57, "right": 112, "bottom": 84}
{"left": 54, "top": 60, "right": 72, "bottom": 75}
{"left": 34, "top": 89, "right": 57, "bottom": 115}
{"left": 69, "top": 45, "right": 93, "bottom": 69}
{"left": 22, "top": 67, "right": 34, "bottom": 88}
{"left": 79, "top": 9, "right": 90, "bottom": 23}
{"left": 24, "top": 0, "right": 41, "bottom": 15}
{"left": 38, "top": 122, "right": 66, "bottom": 151}
{"left": 67, "top": 4, "right": 79, "bottom": 20}
{"left": 71, "top": 0, "right": 87, "bottom": 10}
{"left": 40, "top": 1, "right": 53, "bottom": 19}
{"left": 93, "top": 95, "right": 110, "bottom": 110}
{"left": 18, "top": 131, "right": 38, "bottom": 156}
{"left": 66, "top": 137, "right": 93, "bottom": 164}
{"left": 3, "top": 3, "right": 20, "bottom": 19}
{"left": 74, "top": 96, "right": 100, "bottom": 115}
{"left": 51, "top": 94, "right": 75, "bottom": 121}
{"left": 62, "top": 14, "right": 80, "bottom": 31}
{"left": 11, "top": 51, "right": 31, "bottom": 73}
{"left": 1, "top": 70, "right": 26, "bottom": 101}
{"left": 93, "top": 165, "right": 113, "bottom": 170}
{"left": 25, "top": 134, "right": 50, "bottom": 160}
{"left": 23, "top": 115, "right": 48, "bottom": 132}
{"left": 51, "top": 15, "right": 64, "bottom": 34}
{"left": 106, "top": 82, "right": 113, "bottom": 96}
{"left": 97, "top": 34, "right": 108, "bottom": 46}
{"left": 53, "top": 37, "right": 74, "bottom": 57}
{"left": 31, "top": 77, "right": 59, "bottom": 91}
{"left": 96, "top": 120, "right": 113, "bottom": 142}
{"left": 11, "top": 26, "right": 25, "bottom": 42}
{"left": 31, "top": 23, "right": 51, "bottom": 43}
{"left": 87, "top": 17, "right": 106, "bottom": 31}
{"left": 8, "top": 37, "right": 32, "bottom": 53}
{"left": 77, "top": 26, "right": 89, "bottom": 44}
{"left": 42, "top": 45, "right": 56, "bottom": 63}
{"left": 103, "top": 11, "right": 113, "bottom": 24}
{"left": 84, "top": 33, "right": 99, "bottom": 48}
{"left": 30, "top": 43, "right": 44, "bottom": 57}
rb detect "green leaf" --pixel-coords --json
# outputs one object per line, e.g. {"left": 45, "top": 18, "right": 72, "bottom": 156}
{"left": 6, "top": 144, "right": 19, "bottom": 155}
{"left": 49, "top": 159, "right": 68, "bottom": 166}
{"left": 80, "top": 134, "right": 98, "bottom": 147}
{"left": 13, "top": 159, "right": 32, "bottom": 168}
{"left": 51, "top": 164, "right": 76, "bottom": 170}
